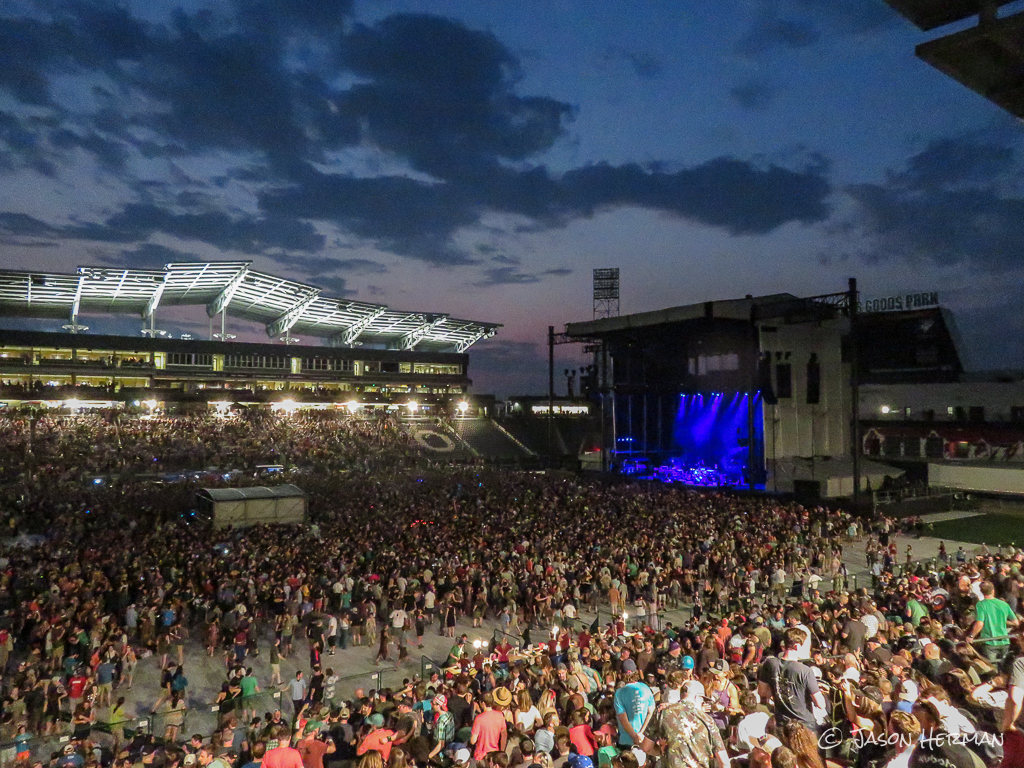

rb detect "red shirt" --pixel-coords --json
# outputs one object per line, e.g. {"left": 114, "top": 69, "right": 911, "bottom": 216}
{"left": 569, "top": 724, "right": 599, "bottom": 756}
{"left": 263, "top": 746, "right": 304, "bottom": 768}
{"left": 357, "top": 729, "right": 395, "bottom": 762}
{"left": 68, "top": 676, "right": 88, "bottom": 699}
{"left": 471, "top": 710, "right": 506, "bottom": 760}
{"left": 297, "top": 737, "right": 330, "bottom": 768}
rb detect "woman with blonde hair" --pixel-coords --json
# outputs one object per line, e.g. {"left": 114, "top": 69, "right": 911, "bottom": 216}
{"left": 513, "top": 689, "right": 542, "bottom": 734}
{"left": 569, "top": 659, "right": 594, "bottom": 695}
{"left": 537, "top": 689, "right": 557, "bottom": 719}
{"left": 358, "top": 750, "right": 385, "bottom": 768}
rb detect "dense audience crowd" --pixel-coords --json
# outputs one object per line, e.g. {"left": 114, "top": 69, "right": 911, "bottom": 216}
{"left": 0, "top": 411, "right": 1022, "bottom": 768}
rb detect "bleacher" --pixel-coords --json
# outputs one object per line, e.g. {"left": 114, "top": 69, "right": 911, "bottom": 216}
{"left": 451, "top": 418, "right": 534, "bottom": 461}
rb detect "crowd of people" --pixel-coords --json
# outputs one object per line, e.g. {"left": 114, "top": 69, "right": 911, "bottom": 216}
{"left": 0, "top": 411, "right": 1021, "bottom": 768}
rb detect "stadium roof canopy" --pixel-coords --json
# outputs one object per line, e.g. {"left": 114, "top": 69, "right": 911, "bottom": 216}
{"left": 0, "top": 261, "right": 500, "bottom": 352}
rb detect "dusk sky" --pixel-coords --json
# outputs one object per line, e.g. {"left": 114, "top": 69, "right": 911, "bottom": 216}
{"left": 2, "top": 0, "right": 1023, "bottom": 397}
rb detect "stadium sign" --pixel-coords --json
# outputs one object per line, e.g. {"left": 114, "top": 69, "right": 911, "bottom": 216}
{"left": 861, "top": 291, "right": 939, "bottom": 313}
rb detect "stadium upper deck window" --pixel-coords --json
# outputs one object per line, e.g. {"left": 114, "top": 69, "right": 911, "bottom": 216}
{"left": 302, "top": 358, "right": 354, "bottom": 372}
{"left": 224, "top": 354, "right": 287, "bottom": 369}
{"left": 167, "top": 352, "right": 213, "bottom": 367}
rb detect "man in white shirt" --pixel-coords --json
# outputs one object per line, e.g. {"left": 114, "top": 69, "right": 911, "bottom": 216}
{"left": 785, "top": 611, "right": 813, "bottom": 660}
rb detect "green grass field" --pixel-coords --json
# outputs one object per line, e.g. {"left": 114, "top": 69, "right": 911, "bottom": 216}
{"left": 926, "top": 513, "right": 1024, "bottom": 547}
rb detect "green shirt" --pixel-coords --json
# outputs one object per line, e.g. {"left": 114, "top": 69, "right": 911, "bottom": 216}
{"left": 241, "top": 675, "right": 259, "bottom": 697}
{"left": 975, "top": 597, "right": 1016, "bottom": 645}
{"left": 907, "top": 599, "right": 928, "bottom": 627}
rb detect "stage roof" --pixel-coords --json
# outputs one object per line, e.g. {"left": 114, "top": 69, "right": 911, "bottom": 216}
{"left": 0, "top": 261, "right": 499, "bottom": 352}
{"left": 564, "top": 293, "right": 822, "bottom": 337}
{"left": 916, "top": 11, "right": 1024, "bottom": 120}
{"left": 882, "top": 0, "right": 1017, "bottom": 31}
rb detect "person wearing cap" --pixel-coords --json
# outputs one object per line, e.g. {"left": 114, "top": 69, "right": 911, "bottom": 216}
{"left": 893, "top": 680, "right": 918, "bottom": 714}
{"left": 452, "top": 748, "right": 472, "bottom": 767}
{"left": 296, "top": 723, "right": 335, "bottom": 768}
{"left": 470, "top": 689, "right": 509, "bottom": 762}
{"left": 392, "top": 697, "right": 421, "bottom": 746}
{"left": 657, "top": 642, "right": 687, "bottom": 680}
{"left": 428, "top": 695, "right": 455, "bottom": 761}
{"left": 357, "top": 714, "right": 396, "bottom": 762}
{"left": 613, "top": 662, "right": 657, "bottom": 755}
{"left": 705, "top": 659, "right": 740, "bottom": 732}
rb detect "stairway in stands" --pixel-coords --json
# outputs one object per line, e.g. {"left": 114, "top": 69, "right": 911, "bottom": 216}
{"left": 451, "top": 418, "right": 534, "bottom": 461}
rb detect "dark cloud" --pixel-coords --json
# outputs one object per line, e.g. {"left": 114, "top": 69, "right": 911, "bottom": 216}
{"left": 0, "top": 15, "right": 62, "bottom": 105}
{"left": 260, "top": 172, "right": 480, "bottom": 266}
{"left": 489, "top": 254, "right": 522, "bottom": 265}
{"left": 68, "top": 203, "right": 326, "bottom": 253}
{"left": 839, "top": 131, "right": 1024, "bottom": 271}
{"left": 310, "top": 275, "right": 357, "bottom": 297}
{"left": 0, "top": 5, "right": 833, "bottom": 269}
{"left": 474, "top": 267, "right": 542, "bottom": 286}
{"left": 556, "top": 157, "right": 831, "bottom": 234}
{"left": 793, "top": 0, "right": 895, "bottom": 34}
{"left": 147, "top": 12, "right": 306, "bottom": 164}
{"left": 100, "top": 243, "right": 201, "bottom": 270}
{"left": 729, "top": 80, "right": 778, "bottom": 110}
{"left": 50, "top": 128, "right": 128, "bottom": 171}
{"left": 473, "top": 266, "right": 571, "bottom": 287}
{"left": 0, "top": 212, "right": 60, "bottom": 237}
{"left": 266, "top": 253, "right": 389, "bottom": 277}
{"left": 603, "top": 47, "right": 664, "bottom": 79}
{"left": 736, "top": 0, "right": 895, "bottom": 59}
{"left": 235, "top": 0, "right": 353, "bottom": 34}
{"left": 260, "top": 155, "right": 830, "bottom": 265}
{"left": 339, "top": 14, "right": 575, "bottom": 178}
{"left": 735, "top": 16, "right": 819, "bottom": 57}
{"left": 891, "top": 135, "right": 1016, "bottom": 190}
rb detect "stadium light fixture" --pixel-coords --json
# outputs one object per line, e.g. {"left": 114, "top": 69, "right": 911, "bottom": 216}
{"left": 880, "top": 405, "right": 891, "bottom": 414}
{"left": 143, "top": 399, "right": 158, "bottom": 411}
{"left": 457, "top": 400, "right": 470, "bottom": 414}
{"left": 407, "top": 400, "right": 419, "bottom": 413}
{"left": 346, "top": 400, "right": 360, "bottom": 413}
{"left": 66, "top": 398, "right": 81, "bottom": 411}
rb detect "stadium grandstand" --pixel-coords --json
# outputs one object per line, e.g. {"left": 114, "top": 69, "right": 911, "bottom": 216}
{"left": 0, "top": 261, "right": 499, "bottom": 411}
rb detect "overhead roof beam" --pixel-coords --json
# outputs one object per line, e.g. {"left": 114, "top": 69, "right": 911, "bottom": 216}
{"left": 398, "top": 314, "right": 448, "bottom": 350}
{"left": 70, "top": 273, "right": 86, "bottom": 321}
{"left": 265, "top": 289, "right": 321, "bottom": 336}
{"left": 455, "top": 326, "right": 497, "bottom": 353}
{"left": 207, "top": 264, "right": 249, "bottom": 317}
{"left": 336, "top": 307, "right": 387, "bottom": 346}
{"left": 144, "top": 274, "right": 169, "bottom": 319}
